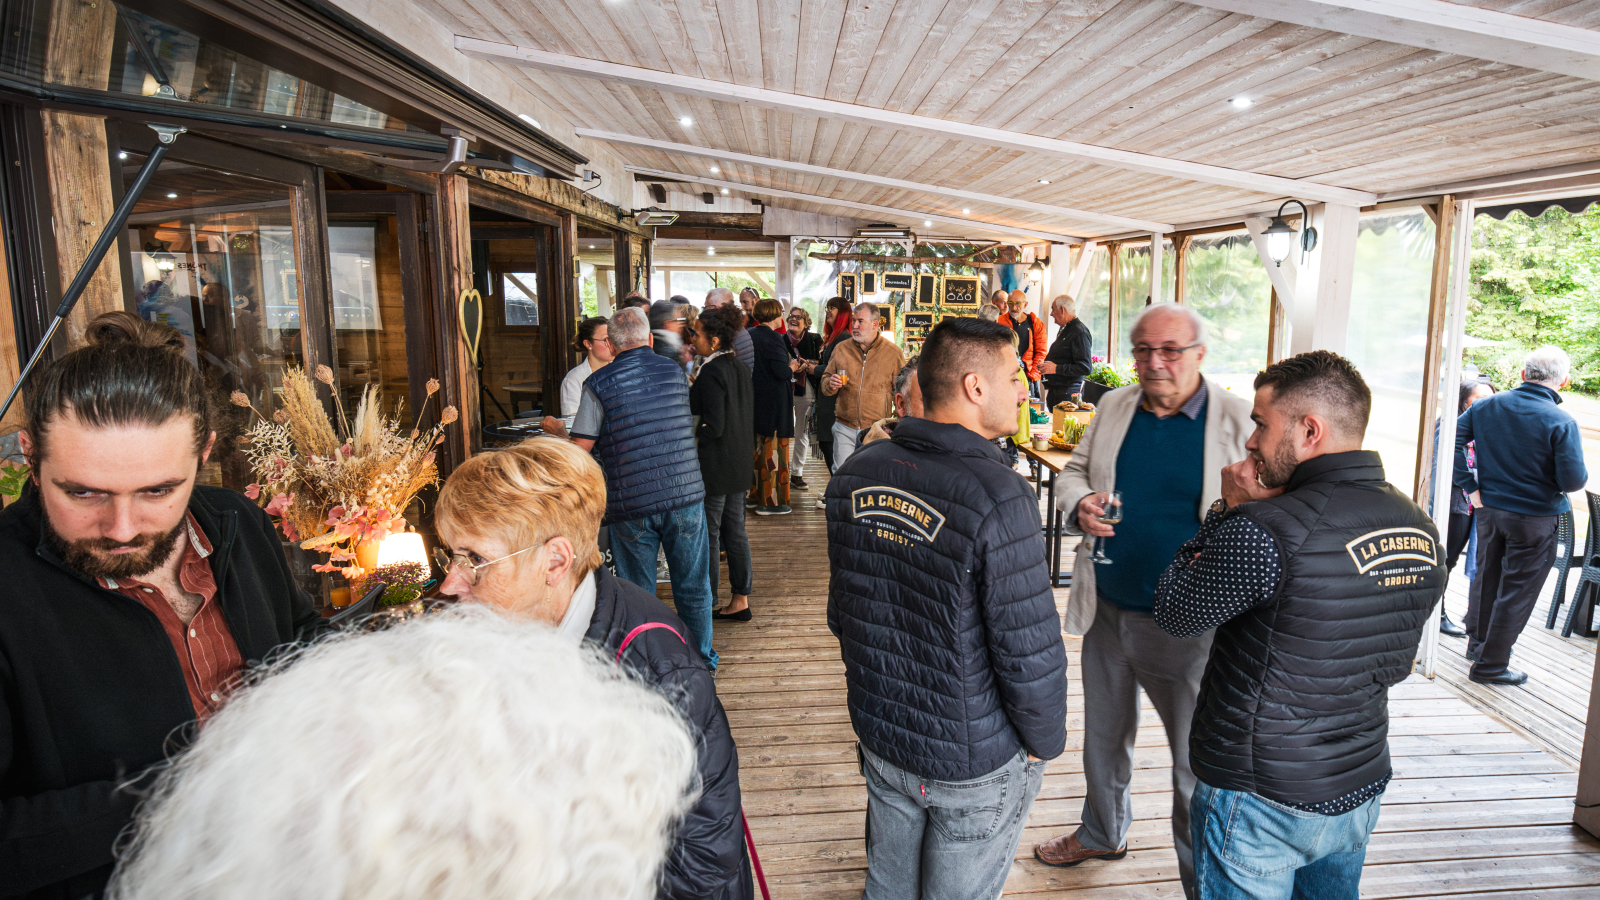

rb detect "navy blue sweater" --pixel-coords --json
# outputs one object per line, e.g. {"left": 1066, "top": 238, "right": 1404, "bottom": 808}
{"left": 1098, "top": 405, "right": 1206, "bottom": 613}
{"left": 1454, "top": 382, "right": 1588, "bottom": 516}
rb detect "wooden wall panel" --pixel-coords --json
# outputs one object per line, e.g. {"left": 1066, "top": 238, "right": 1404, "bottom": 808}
{"left": 0, "top": 208, "right": 21, "bottom": 433}
{"left": 43, "top": 0, "right": 123, "bottom": 347}
{"left": 436, "top": 173, "right": 478, "bottom": 458}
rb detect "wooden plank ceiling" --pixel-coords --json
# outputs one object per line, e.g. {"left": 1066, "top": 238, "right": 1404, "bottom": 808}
{"left": 417, "top": 0, "right": 1600, "bottom": 239}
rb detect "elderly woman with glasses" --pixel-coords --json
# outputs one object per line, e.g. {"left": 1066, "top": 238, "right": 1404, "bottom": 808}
{"left": 433, "top": 437, "right": 754, "bottom": 900}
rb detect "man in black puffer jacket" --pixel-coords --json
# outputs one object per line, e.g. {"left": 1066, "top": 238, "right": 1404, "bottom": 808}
{"left": 1154, "top": 352, "right": 1444, "bottom": 900}
{"left": 827, "top": 317, "right": 1068, "bottom": 900}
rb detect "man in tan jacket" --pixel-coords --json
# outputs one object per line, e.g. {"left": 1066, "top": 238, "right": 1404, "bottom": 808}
{"left": 822, "top": 302, "right": 906, "bottom": 469}
{"left": 1032, "top": 304, "right": 1253, "bottom": 899}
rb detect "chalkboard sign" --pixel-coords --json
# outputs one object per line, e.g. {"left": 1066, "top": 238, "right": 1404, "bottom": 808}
{"left": 861, "top": 272, "right": 877, "bottom": 295}
{"left": 839, "top": 272, "right": 857, "bottom": 304}
{"left": 903, "top": 312, "right": 934, "bottom": 330}
{"left": 882, "top": 271, "right": 914, "bottom": 291}
{"left": 914, "top": 273, "right": 937, "bottom": 308}
{"left": 941, "top": 275, "right": 981, "bottom": 309}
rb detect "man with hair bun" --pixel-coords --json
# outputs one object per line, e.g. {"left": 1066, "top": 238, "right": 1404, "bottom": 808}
{"left": 1152, "top": 349, "right": 1446, "bottom": 899}
{"left": 0, "top": 311, "right": 324, "bottom": 899}
{"left": 826, "top": 317, "right": 1067, "bottom": 900}
{"left": 1454, "top": 345, "right": 1588, "bottom": 686}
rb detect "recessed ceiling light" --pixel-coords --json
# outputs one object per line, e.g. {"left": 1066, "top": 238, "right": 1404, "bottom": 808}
{"left": 709, "top": 165, "right": 720, "bottom": 173}
{"left": 1230, "top": 97, "right": 1252, "bottom": 109}
{"left": 707, "top": 247, "right": 716, "bottom": 255}
{"left": 166, "top": 192, "right": 178, "bottom": 199}
{"left": 720, "top": 188, "right": 729, "bottom": 194}
{"left": 923, "top": 220, "right": 932, "bottom": 227}
{"left": 518, "top": 113, "right": 541, "bottom": 129}
{"left": 1039, "top": 179, "right": 1052, "bottom": 185}
{"left": 118, "top": 151, "right": 128, "bottom": 160}
{"left": 678, "top": 116, "right": 693, "bottom": 126}
{"left": 962, "top": 208, "right": 970, "bottom": 214}
{"left": 588, "top": 244, "right": 595, "bottom": 249}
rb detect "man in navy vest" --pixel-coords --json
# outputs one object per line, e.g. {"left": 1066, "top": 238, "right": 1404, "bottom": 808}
{"left": 1455, "top": 345, "right": 1588, "bottom": 686}
{"left": 571, "top": 307, "right": 719, "bottom": 669}
{"left": 1153, "top": 351, "right": 1444, "bottom": 900}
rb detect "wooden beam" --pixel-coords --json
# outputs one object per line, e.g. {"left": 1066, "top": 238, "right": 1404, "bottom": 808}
{"left": 457, "top": 38, "right": 1376, "bottom": 206}
{"left": 436, "top": 173, "right": 477, "bottom": 459}
{"left": 1412, "top": 197, "right": 1456, "bottom": 504}
{"left": 1173, "top": 235, "right": 1191, "bottom": 305}
{"left": 623, "top": 166, "right": 1084, "bottom": 244}
{"left": 1304, "top": 203, "right": 1361, "bottom": 356}
{"left": 1065, "top": 241, "right": 1099, "bottom": 300}
{"left": 1182, "top": 0, "right": 1600, "bottom": 83}
{"left": 664, "top": 211, "right": 764, "bottom": 229}
{"left": 577, "top": 129, "right": 1173, "bottom": 233}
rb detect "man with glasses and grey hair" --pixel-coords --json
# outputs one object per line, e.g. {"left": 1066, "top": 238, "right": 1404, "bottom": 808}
{"left": 1454, "top": 345, "right": 1588, "bottom": 686}
{"left": 1032, "top": 303, "right": 1252, "bottom": 898}
{"left": 1038, "top": 295, "right": 1093, "bottom": 408}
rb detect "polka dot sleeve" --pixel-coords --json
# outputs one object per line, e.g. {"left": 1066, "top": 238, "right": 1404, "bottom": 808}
{"left": 1152, "top": 508, "right": 1283, "bottom": 639}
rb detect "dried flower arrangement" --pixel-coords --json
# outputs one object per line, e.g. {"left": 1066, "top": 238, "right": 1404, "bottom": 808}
{"left": 233, "top": 366, "right": 457, "bottom": 577}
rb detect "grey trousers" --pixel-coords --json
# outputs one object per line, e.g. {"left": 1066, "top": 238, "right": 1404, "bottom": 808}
{"left": 792, "top": 394, "right": 815, "bottom": 472}
{"left": 859, "top": 743, "right": 1045, "bottom": 900}
{"left": 1077, "top": 597, "right": 1212, "bottom": 899}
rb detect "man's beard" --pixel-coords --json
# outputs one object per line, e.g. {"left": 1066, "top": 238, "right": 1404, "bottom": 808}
{"left": 1257, "top": 438, "right": 1302, "bottom": 489}
{"left": 44, "top": 513, "right": 185, "bottom": 581}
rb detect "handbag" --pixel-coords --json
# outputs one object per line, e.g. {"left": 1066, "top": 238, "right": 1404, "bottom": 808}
{"left": 616, "top": 624, "right": 772, "bottom": 900}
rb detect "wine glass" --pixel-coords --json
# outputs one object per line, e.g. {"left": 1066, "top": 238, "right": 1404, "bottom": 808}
{"left": 1090, "top": 491, "right": 1122, "bottom": 565}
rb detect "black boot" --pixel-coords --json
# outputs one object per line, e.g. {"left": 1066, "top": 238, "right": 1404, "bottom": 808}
{"left": 1440, "top": 611, "right": 1467, "bottom": 638}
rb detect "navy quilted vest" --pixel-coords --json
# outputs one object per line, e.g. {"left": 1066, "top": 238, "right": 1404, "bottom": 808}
{"left": 587, "top": 346, "right": 705, "bottom": 525}
{"left": 1191, "top": 451, "right": 1444, "bottom": 805}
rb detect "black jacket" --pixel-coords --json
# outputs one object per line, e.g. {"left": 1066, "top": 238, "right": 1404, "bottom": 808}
{"left": 749, "top": 325, "right": 795, "bottom": 439}
{"left": 1043, "top": 316, "right": 1092, "bottom": 388}
{"left": 825, "top": 418, "right": 1069, "bottom": 781}
{"left": 583, "top": 569, "right": 752, "bottom": 900}
{"left": 1455, "top": 382, "right": 1587, "bottom": 516}
{"left": 0, "top": 484, "right": 324, "bottom": 899}
{"left": 813, "top": 338, "right": 844, "bottom": 443}
{"left": 690, "top": 353, "right": 756, "bottom": 497}
{"left": 792, "top": 331, "right": 823, "bottom": 396}
{"left": 1194, "top": 452, "right": 1443, "bottom": 805}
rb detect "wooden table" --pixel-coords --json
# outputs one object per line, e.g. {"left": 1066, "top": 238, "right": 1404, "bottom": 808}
{"left": 504, "top": 382, "right": 543, "bottom": 416}
{"left": 1018, "top": 443, "right": 1074, "bottom": 587}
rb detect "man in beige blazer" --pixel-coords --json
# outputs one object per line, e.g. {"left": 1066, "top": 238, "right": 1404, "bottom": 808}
{"left": 1032, "top": 304, "right": 1253, "bottom": 899}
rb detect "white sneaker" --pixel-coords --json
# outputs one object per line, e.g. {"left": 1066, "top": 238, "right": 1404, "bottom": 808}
{"left": 815, "top": 498, "right": 826, "bottom": 510}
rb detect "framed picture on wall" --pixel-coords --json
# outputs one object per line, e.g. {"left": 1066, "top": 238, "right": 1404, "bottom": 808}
{"left": 940, "top": 275, "right": 981, "bottom": 309}
{"left": 839, "top": 272, "right": 858, "bottom": 304}
{"left": 883, "top": 271, "right": 915, "bottom": 292}
{"left": 913, "top": 272, "right": 937, "bottom": 308}
{"left": 862, "top": 271, "right": 878, "bottom": 294}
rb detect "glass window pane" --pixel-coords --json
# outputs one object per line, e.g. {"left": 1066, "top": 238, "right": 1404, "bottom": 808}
{"left": 1077, "top": 245, "right": 1111, "bottom": 360}
{"left": 1347, "top": 210, "right": 1437, "bottom": 494}
{"left": 329, "top": 220, "right": 410, "bottom": 423}
{"left": 124, "top": 151, "right": 304, "bottom": 491}
{"left": 1184, "top": 230, "right": 1273, "bottom": 391}
{"left": 1115, "top": 243, "right": 1151, "bottom": 358}
{"left": 502, "top": 273, "right": 540, "bottom": 325}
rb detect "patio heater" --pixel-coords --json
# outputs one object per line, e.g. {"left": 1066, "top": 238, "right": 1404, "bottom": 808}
{"left": 1261, "top": 199, "right": 1318, "bottom": 267}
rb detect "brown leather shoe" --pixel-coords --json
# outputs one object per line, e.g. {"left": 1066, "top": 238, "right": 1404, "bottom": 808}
{"left": 1033, "top": 832, "right": 1128, "bottom": 867}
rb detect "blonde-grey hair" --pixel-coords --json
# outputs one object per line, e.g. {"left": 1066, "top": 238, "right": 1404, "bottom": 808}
{"left": 1523, "top": 345, "right": 1570, "bottom": 386}
{"left": 1050, "top": 295, "right": 1076, "bottom": 315}
{"left": 978, "top": 304, "right": 1002, "bottom": 322}
{"left": 1129, "top": 302, "right": 1208, "bottom": 346}
{"left": 109, "top": 609, "right": 696, "bottom": 900}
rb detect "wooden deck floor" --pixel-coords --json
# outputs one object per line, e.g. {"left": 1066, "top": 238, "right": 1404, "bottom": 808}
{"left": 1434, "top": 568, "right": 1596, "bottom": 771}
{"left": 700, "top": 460, "right": 1600, "bottom": 899}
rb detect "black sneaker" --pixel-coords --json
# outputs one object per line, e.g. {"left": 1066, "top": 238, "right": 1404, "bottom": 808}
{"left": 755, "top": 505, "right": 793, "bottom": 516}
{"left": 791, "top": 475, "right": 808, "bottom": 490}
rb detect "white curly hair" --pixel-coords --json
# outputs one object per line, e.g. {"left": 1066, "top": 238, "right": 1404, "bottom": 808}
{"left": 109, "top": 608, "right": 697, "bottom": 900}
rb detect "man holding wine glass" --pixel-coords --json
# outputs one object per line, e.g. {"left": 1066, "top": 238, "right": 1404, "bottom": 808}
{"left": 1033, "top": 304, "right": 1253, "bottom": 899}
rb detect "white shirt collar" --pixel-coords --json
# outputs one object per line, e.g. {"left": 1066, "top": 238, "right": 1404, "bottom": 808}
{"left": 555, "top": 571, "right": 599, "bottom": 645}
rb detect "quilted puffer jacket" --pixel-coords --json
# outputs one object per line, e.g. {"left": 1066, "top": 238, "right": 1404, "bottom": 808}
{"left": 825, "top": 417, "right": 1069, "bottom": 781}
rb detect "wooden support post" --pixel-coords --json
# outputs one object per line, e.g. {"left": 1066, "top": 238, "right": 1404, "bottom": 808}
{"left": 1267, "top": 287, "right": 1283, "bottom": 364}
{"left": 1420, "top": 198, "right": 1475, "bottom": 679}
{"left": 1412, "top": 198, "right": 1457, "bottom": 505}
{"left": 1577, "top": 646, "right": 1600, "bottom": 838}
{"left": 436, "top": 173, "right": 477, "bottom": 461}
{"left": 775, "top": 241, "right": 793, "bottom": 301}
{"left": 43, "top": 0, "right": 123, "bottom": 348}
{"left": 550, "top": 213, "right": 580, "bottom": 406}
{"left": 1149, "top": 233, "right": 1166, "bottom": 305}
{"left": 1173, "top": 235, "right": 1191, "bottom": 305}
{"left": 1107, "top": 242, "right": 1122, "bottom": 367}
{"left": 1065, "top": 241, "right": 1098, "bottom": 299}
{"left": 0, "top": 212, "right": 21, "bottom": 434}
{"left": 1300, "top": 203, "right": 1361, "bottom": 356}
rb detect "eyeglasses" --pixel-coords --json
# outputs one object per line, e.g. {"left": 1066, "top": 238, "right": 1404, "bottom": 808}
{"left": 432, "top": 544, "right": 542, "bottom": 587}
{"left": 786, "top": 315, "right": 805, "bottom": 322}
{"left": 1130, "top": 343, "right": 1202, "bottom": 362}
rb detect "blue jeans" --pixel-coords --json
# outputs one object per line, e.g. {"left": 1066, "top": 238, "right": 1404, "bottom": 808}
{"left": 610, "top": 504, "right": 718, "bottom": 669}
{"left": 858, "top": 744, "right": 1045, "bottom": 900}
{"left": 1191, "top": 780, "right": 1382, "bottom": 900}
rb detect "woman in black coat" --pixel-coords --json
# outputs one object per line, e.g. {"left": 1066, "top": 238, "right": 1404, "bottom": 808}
{"left": 748, "top": 297, "right": 798, "bottom": 516}
{"left": 434, "top": 439, "right": 753, "bottom": 900}
{"left": 812, "top": 296, "right": 854, "bottom": 494}
{"left": 689, "top": 303, "right": 757, "bottom": 620}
